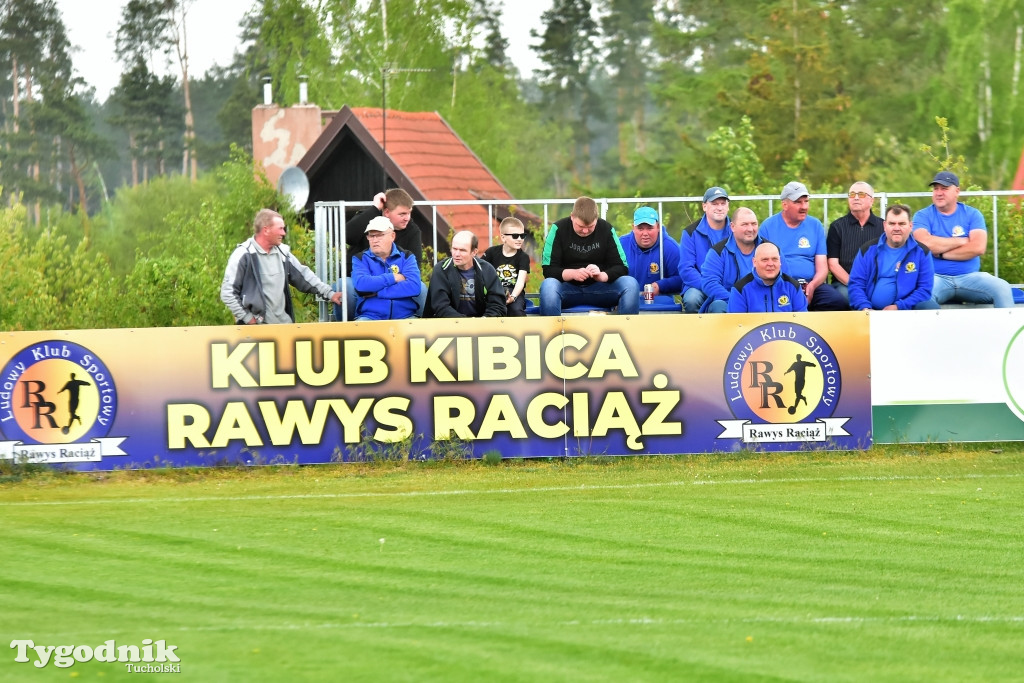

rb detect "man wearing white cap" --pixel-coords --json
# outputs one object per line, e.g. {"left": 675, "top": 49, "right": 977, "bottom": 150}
{"left": 758, "top": 181, "right": 846, "bottom": 311}
{"left": 619, "top": 206, "right": 682, "bottom": 303}
{"left": 680, "top": 186, "right": 731, "bottom": 313}
{"left": 912, "top": 171, "right": 1014, "bottom": 308}
{"left": 347, "top": 216, "right": 423, "bottom": 321}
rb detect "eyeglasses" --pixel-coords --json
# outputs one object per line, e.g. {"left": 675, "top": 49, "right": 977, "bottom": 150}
{"left": 503, "top": 233, "right": 525, "bottom": 239}
{"left": 848, "top": 191, "right": 872, "bottom": 199}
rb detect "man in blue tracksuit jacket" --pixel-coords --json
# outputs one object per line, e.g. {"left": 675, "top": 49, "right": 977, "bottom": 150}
{"left": 700, "top": 207, "right": 766, "bottom": 313}
{"left": 619, "top": 206, "right": 682, "bottom": 301}
{"left": 349, "top": 216, "right": 423, "bottom": 320}
{"left": 680, "top": 186, "right": 731, "bottom": 312}
{"left": 848, "top": 204, "right": 939, "bottom": 311}
{"left": 729, "top": 242, "right": 808, "bottom": 313}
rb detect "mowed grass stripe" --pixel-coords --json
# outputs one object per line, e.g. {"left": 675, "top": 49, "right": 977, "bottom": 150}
{"left": 1, "top": 452, "right": 1023, "bottom": 681}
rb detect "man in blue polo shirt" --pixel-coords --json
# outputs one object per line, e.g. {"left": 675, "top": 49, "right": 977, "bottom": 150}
{"left": 911, "top": 171, "right": 1014, "bottom": 308}
{"left": 758, "top": 181, "right": 847, "bottom": 311}
{"left": 619, "top": 206, "right": 682, "bottom": 304}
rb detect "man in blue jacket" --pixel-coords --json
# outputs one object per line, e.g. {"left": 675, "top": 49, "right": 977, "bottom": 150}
{"left": 700, "top": 207, "right": 764, "bottom": 313}
{"left": 729, "top": 242, "right": 808, "bottom": 313}
{"left": 680, "top": 186, "right": 730, "bottom": 313}
{"left": 349, "top": 216, "right": 423, "bottom": 321}
{"left": 619, "top": 206, "right": 682, "bottom": 303}
{"left": 848, "top": 204, "right": 939, "bottom": 311}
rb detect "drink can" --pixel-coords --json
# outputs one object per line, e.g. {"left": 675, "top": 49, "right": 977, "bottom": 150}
{"left": 797, "top": 279, "right": 807, "bottom": 293}
{"left": 643, "top": 284, "right": 655, "bottom": 303}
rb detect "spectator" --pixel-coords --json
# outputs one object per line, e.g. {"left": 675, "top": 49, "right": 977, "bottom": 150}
{"left": 848, "top": 204, "right": 939, "bottom": 311}
{"left": 425, "top": 230, "right": 506, "bottom": 318}
{"left": 729, "top": 242, "right": 808, "bottom": 313}
{"left": 758, "top": 181, "right": 846, "bottom": 311}
{"left": 700, "top": 207, "right": 765, "bottom": 313}
{"left": 339, "top": 188, "right": 426, "bottom": 319}
{"left": 539, "top": 196, "right": 639, "bottom": 316}
{"left": 348, "top": 216, "right": 423, "bottom": 321}
{"left": 911, "top": 171, "right": 1015, "bottom": 308}
{"left": 221, "top": 208, "right": 343, "bottom": 324}
{"left": 680, "top": 186, "right": 731, "bottom": 313}
{"left": 481, "top": 217, "right": 531, "bottom": 316}
{"left": 619, "top": 206, "right": 682, "bottom": 303}
{"left": 827, "top": 181, "right": 885, "bottom": 304}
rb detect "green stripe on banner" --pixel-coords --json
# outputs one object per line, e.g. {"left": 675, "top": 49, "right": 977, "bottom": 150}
{"left": 873, "top": 403, "right": 1024, "bottom": 443}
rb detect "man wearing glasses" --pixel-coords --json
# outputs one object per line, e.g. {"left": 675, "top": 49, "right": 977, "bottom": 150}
{"left": 619, "top": 206, "right": 682, "bottom": 306}
{"left": 348, "top": 216, "right": 423, "bottom": 321}
{"left": 827, "top": 181, "right": 885, "bottom": 305}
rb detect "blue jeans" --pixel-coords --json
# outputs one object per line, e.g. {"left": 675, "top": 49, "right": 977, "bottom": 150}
{"left": 539, "top": 276, "right": 640, "bottom": 315}
{"left": 682, "top": 287, "right": 706, "bottom": 313}
{"left": 707, "top": 299, "right": 729, "bottom": 314}
{"left": 335, "top": 278, "right": 427, "bottom": 320}
{"left": 932, "top": 272, "right": 1015, "bottom": 308}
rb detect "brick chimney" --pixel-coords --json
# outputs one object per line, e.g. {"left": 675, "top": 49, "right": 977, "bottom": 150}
{"left": 252, "top": 80, "right": 322, "bottom": 187}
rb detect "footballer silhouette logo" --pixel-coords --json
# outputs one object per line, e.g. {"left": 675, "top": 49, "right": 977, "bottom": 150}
{"left": 0, "top": 342, "right": 118, "bottom": 446}
{"left": 723, "top": 323, "right": 841, "bottom": 425}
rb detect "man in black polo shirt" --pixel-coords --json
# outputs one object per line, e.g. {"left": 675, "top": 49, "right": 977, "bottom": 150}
{"left": 826, "top": 181, "right": 885, "bottom": 306}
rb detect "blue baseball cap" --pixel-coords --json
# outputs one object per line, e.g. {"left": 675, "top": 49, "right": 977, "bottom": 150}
{"left": 633, "top": 206, "right": 659, "bottom": 226}
{"left": 930, "top": 171, "right": 959, "bottom": 187}
{"left": 703, "top": 187, "right": 729, "bottom": 202}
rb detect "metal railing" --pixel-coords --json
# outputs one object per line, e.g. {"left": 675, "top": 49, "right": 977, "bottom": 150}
{"left": 314, "top": 190, "right": 1024, "bottom": 321}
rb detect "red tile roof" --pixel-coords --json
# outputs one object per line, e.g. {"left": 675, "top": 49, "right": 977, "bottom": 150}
{"left": 349, "top": 107, "right": 513, "bottom": 242}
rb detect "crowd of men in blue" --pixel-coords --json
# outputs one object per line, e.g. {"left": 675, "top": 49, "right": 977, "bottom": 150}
{"left": 220, "top": 172, "right": 1017, "bottom": 324}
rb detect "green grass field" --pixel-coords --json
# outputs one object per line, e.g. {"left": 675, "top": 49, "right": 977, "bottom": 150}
{"left": 2, "top": 447, "right": 1023, "bottom": 682}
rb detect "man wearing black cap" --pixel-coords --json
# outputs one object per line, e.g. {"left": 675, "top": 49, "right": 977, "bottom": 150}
{"left": 912, "top": 171, "right": 1014, "bottom": 308}
{"left": 758, "top": 181, "right": 847, "bottom": 311}
{"left": 680, "top": 186, "right": 730, "bottom": 313}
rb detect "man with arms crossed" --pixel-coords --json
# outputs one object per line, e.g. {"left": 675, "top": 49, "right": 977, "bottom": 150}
{"left": 911, "top": 171, "right": 1014, "bottom": 308}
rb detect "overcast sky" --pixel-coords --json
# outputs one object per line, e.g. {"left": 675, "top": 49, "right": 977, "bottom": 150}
{"left": 54, "top": 0, "right": 548, "bottom": 102}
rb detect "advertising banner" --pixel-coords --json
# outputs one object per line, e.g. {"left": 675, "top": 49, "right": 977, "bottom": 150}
{"left": 0, "top": 312, "right": 871, "bottom": 470}
{"left": 871, "top": 309, "right": 1024, "bottom": 443}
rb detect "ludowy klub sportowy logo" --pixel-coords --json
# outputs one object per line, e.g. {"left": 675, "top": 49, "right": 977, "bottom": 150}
{"left": 718, "top": 322, "right": 850, "bottom": 445}
{"left": 0, "top": 341, "right": 125, "bottom": 463}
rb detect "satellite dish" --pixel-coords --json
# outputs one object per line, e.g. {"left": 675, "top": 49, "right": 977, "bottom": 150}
{"left": 278, "top": 166, "right": 310, "bottom": 212}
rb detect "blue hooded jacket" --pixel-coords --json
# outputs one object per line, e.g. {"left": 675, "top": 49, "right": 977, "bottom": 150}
{"left": 847, "top": 233, "right": 934, "bottom": 310}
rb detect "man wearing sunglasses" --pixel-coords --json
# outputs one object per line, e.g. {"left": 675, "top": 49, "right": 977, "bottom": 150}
{"left": 827, "top": 181, "right": 885, "bottom": 305}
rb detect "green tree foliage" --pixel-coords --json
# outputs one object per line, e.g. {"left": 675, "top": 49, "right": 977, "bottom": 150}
{"left": 532, "top": 0, "right": 601, "bottom": 191}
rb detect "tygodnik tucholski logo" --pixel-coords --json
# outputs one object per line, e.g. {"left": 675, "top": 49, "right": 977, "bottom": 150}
{"left": 0, "top": 341, "right": 125, "bottom": 463}
{"left": 718, "top": 322, "right": 850, "bottom": 445}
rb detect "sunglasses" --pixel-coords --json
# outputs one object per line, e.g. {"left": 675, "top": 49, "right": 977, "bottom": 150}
{"left": 848, "top": 191, "right": 872, "bottom": 199}
{"left": 503, "top": 233, "right": 526, "bottom": 239}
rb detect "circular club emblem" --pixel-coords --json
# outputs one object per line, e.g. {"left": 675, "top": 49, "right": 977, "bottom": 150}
{"left": 724, "top": 323, "right": 840, "bottom": 424}
{"left": 1003, "top": 325, "right": 1024, "bottom": 423}
{"left": 0, "top": 341, "right": 118, "bottom": 445}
